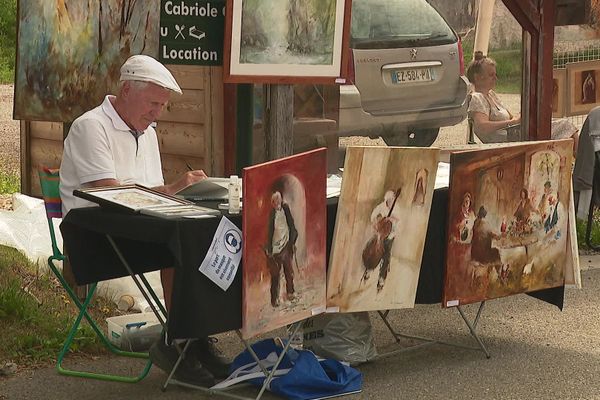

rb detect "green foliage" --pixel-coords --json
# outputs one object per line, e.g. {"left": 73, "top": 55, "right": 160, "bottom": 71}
{"left": 0, "top": 172, "right": 20, "bottom": 194}
{"left": 461, "top": 36, "right": 522, "bottom": 94}
{"left": 576, "top": 214, "right": 600, "bottom": 250}
{"left": 0, "top": 245, "right": 105, "bottom": 364}
{"left": 0, "top": 0, "right": 16, "bottom": 83}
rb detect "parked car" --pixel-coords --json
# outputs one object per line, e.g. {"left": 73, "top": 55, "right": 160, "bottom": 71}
{"left": 339, "top": 0, "right": 469, "bottom": 146}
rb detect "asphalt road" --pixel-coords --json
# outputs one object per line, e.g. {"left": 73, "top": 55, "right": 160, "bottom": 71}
{"left": 3, "top": 266, "right": 600, "bottom": 400}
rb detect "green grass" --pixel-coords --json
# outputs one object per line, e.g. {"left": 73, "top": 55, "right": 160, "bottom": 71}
{"left": 0, "top": 245, "right": 112, "bottom": 366}
{"left": 0, "top": 0, "right": 16, "bottom": 84}
{"left": 0, "top": 172, "right": 20, "bottom": 194}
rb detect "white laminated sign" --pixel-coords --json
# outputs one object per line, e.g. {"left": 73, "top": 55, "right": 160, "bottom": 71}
{"left": 198, "top": 216, "right": 242, "bottom": 291}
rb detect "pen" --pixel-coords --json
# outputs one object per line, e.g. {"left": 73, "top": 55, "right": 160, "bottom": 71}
{"left": 186, "top": 162, "right": 193, "bottom": 171}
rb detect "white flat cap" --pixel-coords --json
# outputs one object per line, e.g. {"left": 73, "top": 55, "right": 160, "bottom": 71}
{"left": 120, "top": 55, "right": 182, "bottom": 94}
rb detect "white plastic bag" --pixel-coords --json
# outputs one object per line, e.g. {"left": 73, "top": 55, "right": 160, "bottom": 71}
{"left": 303, "top": 312, "right": 377, "bottom": 365}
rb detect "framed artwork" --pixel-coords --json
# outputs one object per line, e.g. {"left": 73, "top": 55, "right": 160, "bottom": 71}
{"left": 241, "top": 148, "right": 327, "bottom": 339}
{"left": 443, "top": 140, "right": 573, "bottom": 307}
{"left": 327, "top": 146, "right": 440, "bottom": 313}
{"left": 552, "top": 69, "right": 566, "bottom": 118}
{"left": 14, "top": 1, "right": 160, "bottom": 122}
{"left": 223, "top": 0, "right": 352, "bottom": 84}
{"left": 566, "top": 60, "right": 600, "bottom": 116}
{"left": 73, "top": 185, "right": 219, "bottom": 218}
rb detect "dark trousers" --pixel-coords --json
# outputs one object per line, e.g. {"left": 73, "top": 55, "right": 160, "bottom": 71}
{"left": 268, "top": 242, "right": 295, "bottom": 306}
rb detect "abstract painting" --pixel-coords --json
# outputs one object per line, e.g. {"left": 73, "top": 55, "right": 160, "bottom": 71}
{"left": 223, "top": 0, "right": 352, "bottom": 83}
{"left": 444, "top": 140, "right": 573, "bottom": 307}
{"left": 241, "top": 148, "right": 327, "bottom": 339}
{"left": 552, "top": 69, "right": 566, "bottom": 119}
{"left": 14, "top": 1, "right": 159, "bottom": 122}
{"left": 327, "top": 146, "right": 440, "bottom": 312}
{"left": 566, "top": 60, "right": 600, "bottom": 116}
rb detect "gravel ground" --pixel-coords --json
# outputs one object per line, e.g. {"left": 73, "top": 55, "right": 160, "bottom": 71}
{"left": 0, "top": 84, "right": 19, "bottom": 210}
{"left": 0, "top": 84, "right": 20, "bottom": 174}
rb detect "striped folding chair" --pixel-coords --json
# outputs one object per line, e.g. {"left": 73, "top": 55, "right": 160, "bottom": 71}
{"left": 38, "top": 167, "right": 152, "bottom": 383}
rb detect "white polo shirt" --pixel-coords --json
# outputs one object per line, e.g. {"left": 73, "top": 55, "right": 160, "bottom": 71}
{"left": 59, "top": 95, "right": 164, "bottom": 215}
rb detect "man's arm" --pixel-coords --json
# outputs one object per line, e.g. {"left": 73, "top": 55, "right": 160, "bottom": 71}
{"left": 82, "top": 170, "right": 208, "bottom": 195}
{"left": 283, "top": 204, "right": 298, "bottom": 245}
{"left": 152, "top": 170, "right": 207, "bottom": 195}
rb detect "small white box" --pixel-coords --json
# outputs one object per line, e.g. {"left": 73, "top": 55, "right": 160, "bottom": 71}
{"left": 106, "top": 312, "right": 162, "bottom": 351}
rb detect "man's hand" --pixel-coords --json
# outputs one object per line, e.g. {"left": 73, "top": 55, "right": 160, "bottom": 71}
{"left": 157, "top": 169, "right": 208, "bottom": 195}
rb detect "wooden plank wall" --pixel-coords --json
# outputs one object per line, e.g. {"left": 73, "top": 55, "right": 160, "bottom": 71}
{"left": 21, "top": 65, "right": 224, "bottom": 197}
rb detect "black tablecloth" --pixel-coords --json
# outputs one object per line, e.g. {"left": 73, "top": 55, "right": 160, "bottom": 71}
{"left": 60, "top": 188, "right": 563, "bottom": 339}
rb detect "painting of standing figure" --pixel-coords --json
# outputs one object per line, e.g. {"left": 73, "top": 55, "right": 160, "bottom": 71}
{"left": 444, "top": 140, "right": 573, "bottom": 307}
{"left": 224, "top": 0, "right": 352, "bottom": 82}
{"left": 327, "top": 146, "right": 439, "bottom": 312}
{"left": 566, "top": 61, "right": 600, "bottom": 116}
{"left": 14, "top": 0, "right": 159, "bottom": 122}
{"left": 242, "top": 148, "right": 327, "bottom": 339}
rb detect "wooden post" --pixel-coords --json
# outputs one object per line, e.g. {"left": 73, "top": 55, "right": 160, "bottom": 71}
{"left": 263, "top": 84, "right": 294, "bottom": 161}
{"left": 474, "top": 0, "right": 495, "bottom": 55}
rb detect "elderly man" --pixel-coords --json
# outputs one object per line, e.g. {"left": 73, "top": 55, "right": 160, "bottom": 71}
{"left": 59, "top": 55, "right": 227, "bottom": 386}
{"left": 266, "top": 191, "right": 298, "bottom": 307}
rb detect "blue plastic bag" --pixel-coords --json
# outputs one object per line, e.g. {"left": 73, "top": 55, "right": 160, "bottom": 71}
{"left": 218, "top": 339, "right": 362, "bottom": 400}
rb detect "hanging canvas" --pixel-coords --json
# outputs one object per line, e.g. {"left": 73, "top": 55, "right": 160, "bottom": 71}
{"left": 327, "top": 146, "right": 439, "bottom": 312}
{"left": 241, "top": 148, "right": 327, "bottom": 339}
{"left": 443, "top": 140, "right": 573, "bottom": 307}
{"left": 566, "top": 60, "right": 600, "bottom": 116}
{"left": 14, "top": 0, "right": 160, "bottom": 122}
{"left": 223, "top": 0, "right": 352, "bottom": 83}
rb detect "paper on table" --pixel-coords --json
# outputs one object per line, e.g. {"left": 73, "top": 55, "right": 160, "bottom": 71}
{"left": 198, "top": 217, "right": 242, "bottom": 291}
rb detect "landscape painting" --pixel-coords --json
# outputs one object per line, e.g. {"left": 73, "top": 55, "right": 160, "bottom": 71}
{"left": 327, "top": 146, "right": 440, "bottom": 312}
{"left": 224, "top": 0, "right": 352, "bottom": 83}
{"left": 444, "top": 140, "right": 573, "bottom": 307}
{"left": 14, "top": 0, "right": 159, "bottom": 122}
{"left": 241, "top": 148, "right": 327, "bottom": 339}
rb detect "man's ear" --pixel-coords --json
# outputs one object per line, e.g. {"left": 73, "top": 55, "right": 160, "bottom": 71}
{"left": 120, "top": 81, "right": 132, "bottom": 99}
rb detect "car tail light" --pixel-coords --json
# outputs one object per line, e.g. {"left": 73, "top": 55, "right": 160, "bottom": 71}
{"left": 346, "top": 49, "right": 356, "bottom": 84}
{"left": 458, "top": 36, "right": 465, "bottom": 76}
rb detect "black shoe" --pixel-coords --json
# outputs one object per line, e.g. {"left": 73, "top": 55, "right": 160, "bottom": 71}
{"left": 192, "top": 337, "right": 231, "bottom": 379}
{"left": 149, "top": 339, "right": 215, "bottom": 387}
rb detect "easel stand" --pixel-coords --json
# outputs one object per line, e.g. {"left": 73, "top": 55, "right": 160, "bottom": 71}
{"left": 375, "top": 302, "right": 491, "bottom": 360}
{"left": 160, "top": 323, "right": 304, "bottom": 400}
{"left": 108, "top": 235, "right": 352, "bottom": 399}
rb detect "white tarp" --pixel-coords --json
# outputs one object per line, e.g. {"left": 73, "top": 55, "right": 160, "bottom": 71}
{"left": 0, "top": 193, "right": 163, "bottom": 312}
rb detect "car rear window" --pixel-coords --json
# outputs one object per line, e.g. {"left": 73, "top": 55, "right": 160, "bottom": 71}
{"left": 350, "top": 0, "right": 456, "bottom": 49}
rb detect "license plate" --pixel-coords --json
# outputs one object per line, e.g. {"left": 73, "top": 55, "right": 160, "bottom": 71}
{"left": 391, "top": 68, "right": 434, "bottom": 84}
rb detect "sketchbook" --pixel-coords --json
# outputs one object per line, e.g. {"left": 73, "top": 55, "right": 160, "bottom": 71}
{"left": 176, "top": 177, "right": 242, "bottom": 201}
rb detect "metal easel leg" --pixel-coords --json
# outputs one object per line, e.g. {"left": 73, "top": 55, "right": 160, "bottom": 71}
{"left": 376, "top": 302, "right": 491, "bottom": 359}
{"left": 161, "top": 339, "right": 193, "bottom": 392}
{"left": 106, "top": 235, "right": 168, "bottom": 328}
{"left": 456, "top": 302, "right": 490, "bottom": 359}
{"left": 252, "top": 322, "right": 303, "bottom": 400}
{"left": 161, "top": 322, "right": 304, "bottom": 400}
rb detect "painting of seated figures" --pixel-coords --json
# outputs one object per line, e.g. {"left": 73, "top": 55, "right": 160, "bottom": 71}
{"left": 443, "top": 140, "right": 573, "bottom": 307}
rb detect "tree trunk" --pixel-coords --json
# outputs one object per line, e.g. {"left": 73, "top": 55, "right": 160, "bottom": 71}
{"left": 264, "top": 84, "right": 294, "bottom": 160}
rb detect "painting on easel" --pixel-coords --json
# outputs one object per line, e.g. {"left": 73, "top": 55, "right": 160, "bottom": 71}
{"left": 327, "top": 146, "right": 439, "bottom": 312}
{"left": 444, "top": 140, "right": 573, "bottom": 307}
{"left": 241, "top": 148, "right": 327, "bottom": 339}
